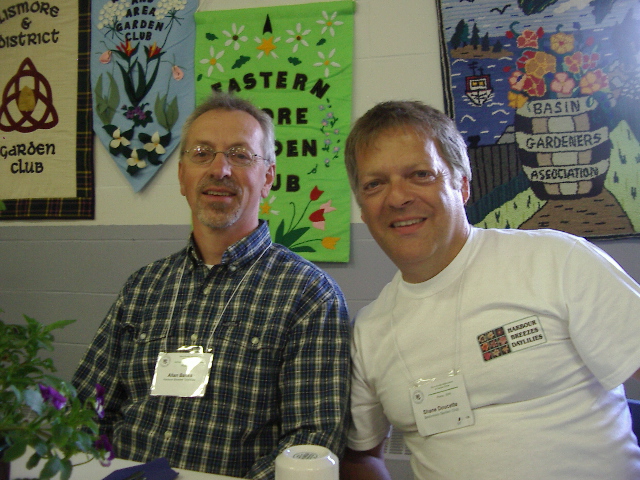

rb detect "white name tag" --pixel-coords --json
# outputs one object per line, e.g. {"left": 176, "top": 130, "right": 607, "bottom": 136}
{"left": 150, "top": 349, "right": 213, "bottom": 397}
{"left": 410, "top": 373, "right": 474, "bottom": 436}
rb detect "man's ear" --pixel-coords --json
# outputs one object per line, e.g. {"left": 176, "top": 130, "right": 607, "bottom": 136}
{"left": 261, "top": 164, "right": 276, "bottom": 198}
{"left": 461, "top": 176, "right": 470, "bottom": 205}
{"left": 178, "top": 160, "right": 186, "bottom": 197}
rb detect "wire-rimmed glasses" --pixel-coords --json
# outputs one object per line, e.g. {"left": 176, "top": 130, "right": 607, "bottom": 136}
{"left": 182, "top": 145, "right": 264, "bottom": 167}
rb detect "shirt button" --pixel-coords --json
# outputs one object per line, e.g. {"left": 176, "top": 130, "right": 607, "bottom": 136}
{"left": 164, "top": 431, "right": 171, "bottom": 440}
{"left": 229, "top": 264, "right": 237, "bottom": 272}
{"left": 251, "top": 337, "right": 260, "bottom": 345}
{"left": 139, "top": 333, "right": 147, "bottom": 340}
{"left": 191, "top": 334, "right": 198, "bottom": 342}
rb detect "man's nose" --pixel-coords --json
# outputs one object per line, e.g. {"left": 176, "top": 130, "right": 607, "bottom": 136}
{"left": 387, "top": 179, "right": 413, "bottom": 208}
{"left": 205, "top": 151, "right": 232, "bottom": 178}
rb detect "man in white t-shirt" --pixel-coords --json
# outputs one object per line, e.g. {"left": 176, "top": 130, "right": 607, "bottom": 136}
{"left": 340, "top": 100, "right": 640, "bottom": 480}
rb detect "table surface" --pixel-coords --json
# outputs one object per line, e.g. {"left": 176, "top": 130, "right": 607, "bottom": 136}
{"left": 10, "top": 453, "right": 240, "bottom": 480}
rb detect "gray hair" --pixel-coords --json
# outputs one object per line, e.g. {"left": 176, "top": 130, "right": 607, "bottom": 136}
{"left": 180, "top": 92, "right": 276, "bottom": 166}
{"left": 344, "top": 100, "right": 471, "bottom": 198}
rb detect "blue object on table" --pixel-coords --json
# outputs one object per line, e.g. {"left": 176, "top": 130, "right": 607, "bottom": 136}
{"left": 628, "top": 399, "right": 640, "bottom": 444}
{"left": 102, "top": 458, "right": 178, "bottom": 480}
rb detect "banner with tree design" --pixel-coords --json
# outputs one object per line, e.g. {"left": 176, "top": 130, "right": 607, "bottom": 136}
{"left": 195, "top": 1, "right": 354, "bottom": 262}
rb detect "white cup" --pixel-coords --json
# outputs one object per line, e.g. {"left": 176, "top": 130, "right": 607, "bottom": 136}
{"left": 275, "top": 444, "right": 339, "bottom": 480}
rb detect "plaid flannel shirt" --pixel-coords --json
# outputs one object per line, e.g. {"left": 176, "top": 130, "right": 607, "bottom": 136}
{"left": 72, "top": 221, "right": 351, "bottom": 479}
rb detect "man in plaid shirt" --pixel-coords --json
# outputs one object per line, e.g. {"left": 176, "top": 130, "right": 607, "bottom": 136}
{"left": 72, "top": 93, "right": 350, "bottom": 479}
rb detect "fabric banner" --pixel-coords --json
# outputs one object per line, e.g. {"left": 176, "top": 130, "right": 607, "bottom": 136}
{"left": 438, "top": 0, "right": 640, "bottom": 238}
{"left": 195, "top": 1, "right": 354, "bottom": 263}
{"left": 91, "top": 0, "right": 198, "bottom": 193}
{"left": 0, "top": 0, "right": 94, "bottom": 219}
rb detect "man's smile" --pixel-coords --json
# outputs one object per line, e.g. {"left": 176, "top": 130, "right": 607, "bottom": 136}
{"left": 391, "top": 218, "right": 425, "bottom": 228}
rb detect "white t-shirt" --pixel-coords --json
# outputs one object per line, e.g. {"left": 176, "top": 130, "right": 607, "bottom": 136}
{"left": 348, "top": 227, "right": 640, "bottom": 479}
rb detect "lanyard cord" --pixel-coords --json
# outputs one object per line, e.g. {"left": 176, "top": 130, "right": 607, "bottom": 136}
{"left": 390, "top": 240, "right": 471, "bottom": 382}
{"left": 161, "top": 244, "right": 271, "bottom": 353}
{"left": 204, "top": 245, "right": 270, "bottom": 352}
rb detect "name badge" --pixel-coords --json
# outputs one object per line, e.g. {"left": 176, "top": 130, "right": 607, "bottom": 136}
{"left": 150, "top": 347, "right": 213, "bottom": 397}
{"left": 410, "top": 372, "right": 475, "bottom": 436}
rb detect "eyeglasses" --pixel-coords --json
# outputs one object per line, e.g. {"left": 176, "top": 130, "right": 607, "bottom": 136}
{"left": 182, "top": 145, "right": 264, "bottom": 167}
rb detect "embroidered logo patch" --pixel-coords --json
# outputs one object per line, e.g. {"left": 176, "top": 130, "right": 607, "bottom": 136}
{"left": 478, "top": 316, "right": 546, "bottom": 361}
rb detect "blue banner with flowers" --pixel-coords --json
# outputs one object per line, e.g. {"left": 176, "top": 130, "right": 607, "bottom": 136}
{"left": 91, "top": 0, "right": 197, "bottom": 192}
{"left": 438, "top": 0, "right": 640, "bottom": 238}
{"left": 195, "top": 1, "right": 354, "bottom": 262}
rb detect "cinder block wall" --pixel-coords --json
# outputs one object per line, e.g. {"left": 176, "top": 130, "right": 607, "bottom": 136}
{"left": 1, "top": 224, "right": 639, "bottom": 397}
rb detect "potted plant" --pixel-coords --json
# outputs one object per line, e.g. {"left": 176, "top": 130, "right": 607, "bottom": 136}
{"left": 0, "top": 312, "right": 114, "bottom": 480}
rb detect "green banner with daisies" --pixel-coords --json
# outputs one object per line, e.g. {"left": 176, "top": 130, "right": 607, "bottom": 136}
{"left": 194, "top": 1, "right": 354, "bottom": 263}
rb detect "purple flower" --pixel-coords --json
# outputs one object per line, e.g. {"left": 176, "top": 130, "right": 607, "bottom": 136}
{"left": 95, "top": 435, "right": 115, "bottom": 466}
{"left": 95, "top": 384, "right": 106, "bottom": 419}
{"left": 38, "top": 384, "right": 67, "bottom": 410}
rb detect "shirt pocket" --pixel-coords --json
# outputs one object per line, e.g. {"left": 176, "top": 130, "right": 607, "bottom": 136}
{"left": 211, "top": 322, "right": 285, "bottom": 394}
{"left": 119, "top": 320, "right": 170, "bottom": 397}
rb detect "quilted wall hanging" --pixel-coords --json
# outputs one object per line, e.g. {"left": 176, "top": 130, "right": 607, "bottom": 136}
{"left": 438, "top": 0, "right": 640, "bottom": 238}
{"left": 91, "top": 0, "right": 198, "bottom": 192}
{"left": 195, "top": 1, "right": 354, "bottom": 262}
{"left": 0, "top": 0, "right": 94, "bottom": 219}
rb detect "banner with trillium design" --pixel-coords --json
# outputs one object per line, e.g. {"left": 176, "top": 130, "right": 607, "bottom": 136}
{"left": 195, "top": 1, "right": 354, "bottom": 263}
{"left": 91, "top": 0, "right": 197, "bottom": 192}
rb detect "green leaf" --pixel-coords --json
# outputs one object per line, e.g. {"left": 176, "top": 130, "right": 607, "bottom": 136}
{"left": 291, "top": 245, "right": 316, "bottom": 253}
{"left": 44, "top": 320, "right": 75, "bottom": 334}
{"left": 52, "top": 424, "right": 74, "bottom": 447}
{"left": 117, "top": 63, "right": 136, "bottom": 105}
{"left": 34, "top": 442, "right": 48, "bottom": 457}
{"left": 94, "top": 74, "right": 106, "bottom": 112}
{"left": 107, "top": 73, "right": 120, "bottom": 115}
{"left": 59, "top": 458, "right": 72, "bottom": 480}
{"left": 73, "top": 431, "right": 93, "bottom": 451}
{"left": 40, "top": 456, "right": 62, "bottom": 479}
{"left": 134, "top": 60, "right": 147, "bottom": 102}
{"left": 24, "top": 388, "right": 44, "bottom": 415}
{"left": 2, "top": 438, "right": 27, "bottom": 462}
{"left": 94, "top": 74, "right": 120, "bottom": 125}
{"left": 274, "top": 219, "right": 287, "bottom": 243}
{"left": 288, "top": 57, "right": 302, "bottom": 66}
{"left": 165, "top": 96, "right": 179, "bottom": 131}
{"left": 280, "top": 227, "right": 310, "bottom": 246}
{"left": 141, "top": 60, "right": 161, "bottom": 102}
{"left": 138, "top": 132, "right": 152, "bottom": 144}
{"left": 232, "top": 56, "right": 251, "bottom": 69}
{"left": 121, "top": 128, "right": 134, "bottom": 141}
{"left": 154, "top": 93, "right": 168, "bottom": 130}
{"left": 160, "top": 132, "right": 172, "bottom": 147}
{"left": 205, "top": 33, "right": 218, "bottom": 41}
{"left": 102, "top": 124, "right": 118, "bottom": 136}
{"left": 26, "top": 451, "right": 42, "bottom": 469}
{"left": 9, "top": 384, "right": 23, "bottom": 402}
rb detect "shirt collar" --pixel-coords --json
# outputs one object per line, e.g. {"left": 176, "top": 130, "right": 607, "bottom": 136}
{"left": 186, "top": 220, "right": 272, "bottom": 269}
